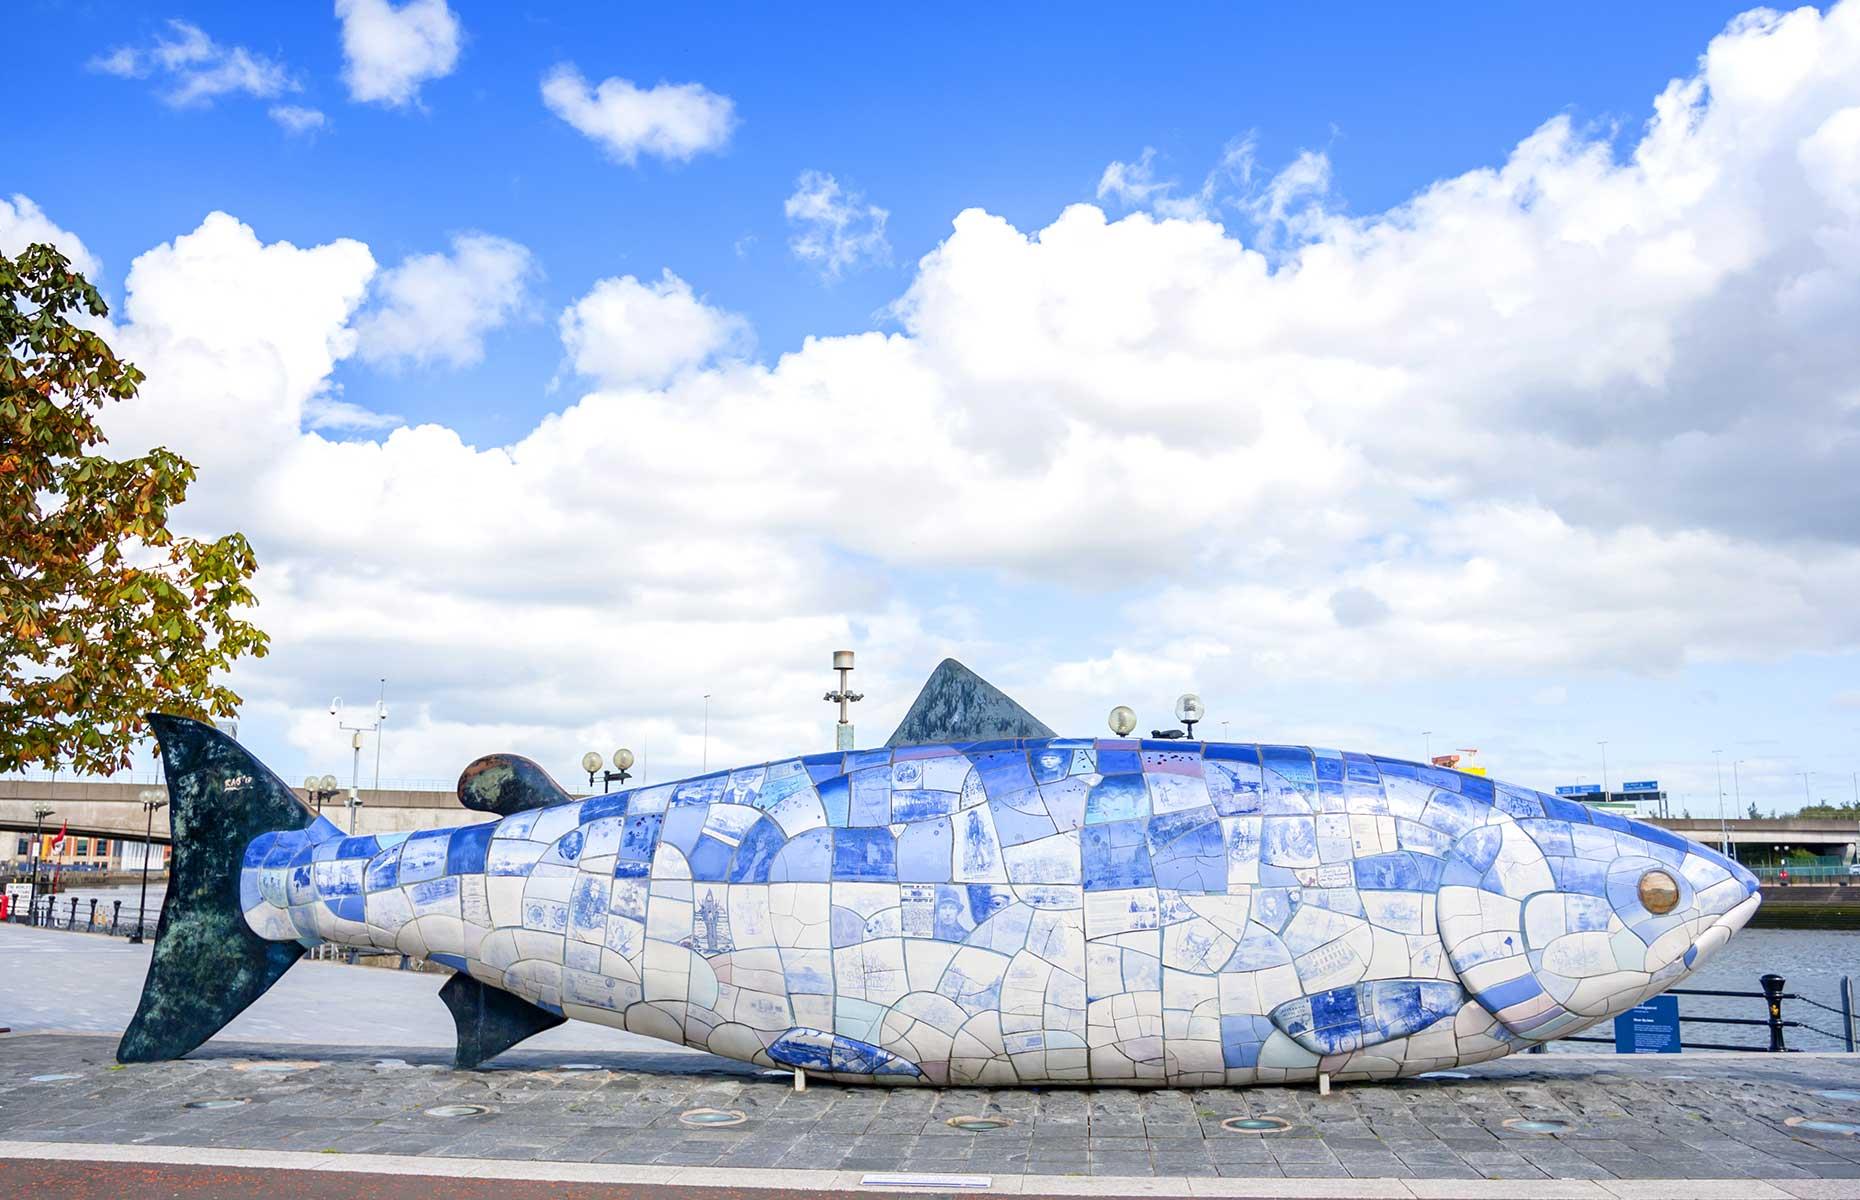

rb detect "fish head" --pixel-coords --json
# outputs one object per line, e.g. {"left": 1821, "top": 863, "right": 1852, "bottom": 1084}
{"left": 1438, "top": 805, "right": 1760, "bottom": 1042}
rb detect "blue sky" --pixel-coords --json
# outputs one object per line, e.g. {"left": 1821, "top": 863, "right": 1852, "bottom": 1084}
{"left": 5, "top": 1, "right": 1859, "bottom": 815}
{"left": 16, "top": 0, "right": 1761, "bottom": 442}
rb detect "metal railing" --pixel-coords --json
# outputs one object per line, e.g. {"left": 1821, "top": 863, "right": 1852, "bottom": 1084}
{"left": 1549, "top": 973, "right": 1857, "bottom": 1053}
{"left": 4, "top": 892, "right": 157, "bottom": 938}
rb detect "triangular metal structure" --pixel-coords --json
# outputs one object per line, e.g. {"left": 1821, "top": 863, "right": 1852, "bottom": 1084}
{"left": 885, "top": 658, "right": 1055, "bottom": 747}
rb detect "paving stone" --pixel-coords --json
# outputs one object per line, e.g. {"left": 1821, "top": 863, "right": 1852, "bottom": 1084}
{"left": 9, "top": 1032, "right": 1860, "bottom": 1184}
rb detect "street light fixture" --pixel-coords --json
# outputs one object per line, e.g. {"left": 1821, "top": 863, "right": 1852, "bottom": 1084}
{"left": 302, "top": 774, "right": 341, "bottom": 816}
{"left": 27, "top": 803, "right": 53, "bottom": 924}
{"left": 130, "top": 788, "right": 167, "bottom": 944}
{"left": 583, "top": 748, "right": 635, "bottom": 793}
{"left": 1714, "top": 749, "right": 1729, "bottom": 857}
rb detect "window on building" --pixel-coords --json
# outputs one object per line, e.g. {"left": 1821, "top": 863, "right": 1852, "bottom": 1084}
{"left": 15, "top": 837, "right": 25, "bottom": 856}
{"left": 75, "top": 838, "right": 89, "bottom": 856}
{"left": 96, "top": 839, "right": 110, "bottom": 856}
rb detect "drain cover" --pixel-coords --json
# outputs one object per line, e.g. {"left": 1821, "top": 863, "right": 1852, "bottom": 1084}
{"left": 945, "top": 1115, "right": 1014, "bottom": 1131}
{"left": 1818, "top": 1090, "right": 1860, "bottom": 1103}
{"left": 1221, "top": 1116, "right": 1293, "bottom": 1133}
{"left": 679, "top": 1107, "right": 748, "bottom": 1127}
{"left": 1787, "top": 1117, "right": 1860, "bottom": 1135}
{"left": 30, "top": 1074, "right": 80, "bottom": 1083}
{"left": 425, "top": 1104, "right": 490, "bottom": 1118}
{"left": 184, "top": 1098, "right": 248, "bottom": 1110}
{"left": 1502, "top": 1118, "right": 1572, "bottom": 1134}
{"left": 860, "top": 1175, "right": 992, "bottom": 1189}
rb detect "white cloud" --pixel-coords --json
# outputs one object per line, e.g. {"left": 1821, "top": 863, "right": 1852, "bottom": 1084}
{"left": 1097, "top": 139, "right": 1257, "bottom": 222}
{"left": 21, "top": 0, "right": 1860, "bottom": 788}
{"left": 352, "top": 233, "right": 537, "bottom": 370}
{"left": 90, "top": 19, "right": 295, "bottom": 108}
{"left": 785, "top": 171, "right": 891, "bottom": 278}
{"left": 559, "top": 270, "right": 751, "bottom": 388}
{"left": 540, "top": 64, "right": 735, "bottom": 165}
{"left": 0, "top": 194, "right": 101, "bottom": 279}
{"left": 335, "top": 0, "right": 461, "bottom": 108}
{"left": 1098, "top": 137, "right": 1332, "bottom": 247}
{"left": 269, "top": 105, "right": 328, "bottom": 135}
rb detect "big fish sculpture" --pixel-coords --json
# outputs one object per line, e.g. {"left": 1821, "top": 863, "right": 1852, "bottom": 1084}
{"left": 121, "top": 661, "right": 1760, "bottom": 1086}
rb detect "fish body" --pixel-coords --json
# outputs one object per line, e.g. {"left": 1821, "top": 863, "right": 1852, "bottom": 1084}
{"left": 221, "top": 736, "right": 1758, "bottom": 1086}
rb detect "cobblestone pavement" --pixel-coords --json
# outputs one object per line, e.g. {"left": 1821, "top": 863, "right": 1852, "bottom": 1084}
{"left": 4, "top": 1035, "right": 1860, "bottom": 1183}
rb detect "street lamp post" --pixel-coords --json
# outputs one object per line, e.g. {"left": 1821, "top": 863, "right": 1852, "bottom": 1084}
{"left": 26, "top": 804, "right": 52, "bottom": 925}
{"left": 130, "top": 788, "right": 167, "bottom": 944}
{"left": 303, "top": 774, "right": 341, "bottom": 817}
{"left": 1422, "top": 731, "right": 1432, "bottom": 762}
{"left": 1714, "top": 749, "right": 1729, "bottom": 856}
{"left": 582, "top": 748, "right": 635, "bottom": 793}
{"left": 1599, "top": 741, "right": 1610, "bottom": 804}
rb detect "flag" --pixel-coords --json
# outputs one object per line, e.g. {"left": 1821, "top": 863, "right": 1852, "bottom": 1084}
{"left": 47, "top": 821, "right": 67, "bottom": 857}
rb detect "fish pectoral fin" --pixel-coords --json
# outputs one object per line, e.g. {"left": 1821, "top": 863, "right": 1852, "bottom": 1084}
{"left": 885, "top": 658, "right": 1055, "bottom": 747}
{"left": 1268, "top": 979, "right": 1466, "bottom": 1057}
{"left": 439, "top": 972, "right": 566, "bottom": 1070}
{"left": 456, "top": 753, "right": 574, "bottom": 817}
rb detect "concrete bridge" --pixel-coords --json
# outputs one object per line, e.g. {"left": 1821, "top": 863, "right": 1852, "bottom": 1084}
{"left": 1649, "top": 816, "right": 1859, "bottom": 863}
{"left": 4, "top": 776, "right": 1855, "bottom": 862}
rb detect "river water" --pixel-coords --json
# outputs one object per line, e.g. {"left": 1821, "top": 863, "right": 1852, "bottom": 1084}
{"left": 28, "top": 885, "right": 1860, "bottom": 1052}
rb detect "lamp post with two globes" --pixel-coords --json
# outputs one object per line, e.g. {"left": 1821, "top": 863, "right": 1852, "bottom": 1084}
{"left": 303, "top": 774, "right": 342, "bottom": 817}
{"left": 583, "top": 748, "right": 636, "bottom": 793}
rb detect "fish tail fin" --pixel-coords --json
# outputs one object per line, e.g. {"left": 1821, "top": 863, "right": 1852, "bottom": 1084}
{"left": 117, "top": 713, "right": 331, "bottom": 1063}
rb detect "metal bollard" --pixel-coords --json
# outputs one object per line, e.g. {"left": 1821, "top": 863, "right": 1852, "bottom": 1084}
{"left": 88, "top": 898, "right": 98, "bottom": 928}
{"left": 112, "top": 899, "right": 121, "bottom": 934}
{"left": 68, "top": 896, "right": 79, "bottom": 927}
{"left": 1761, "top": 973, "right": 1787, "bottom": 1052}
{"left": 1843, "top": 977, "right": 1856, "bottom": 1054}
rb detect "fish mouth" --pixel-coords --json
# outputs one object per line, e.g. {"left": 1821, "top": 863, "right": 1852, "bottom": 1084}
{"left": 1683, "top": 891, "right": 1761, "bottom": 972}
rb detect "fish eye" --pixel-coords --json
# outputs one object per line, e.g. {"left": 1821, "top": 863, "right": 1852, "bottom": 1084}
{"left": 1638, "top": 869, "right": 1679, "bottom": 915}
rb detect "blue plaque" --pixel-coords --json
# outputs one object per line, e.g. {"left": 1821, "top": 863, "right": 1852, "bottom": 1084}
{"left": 1614, "top": 994, "right": 1681, "bottom": 1053}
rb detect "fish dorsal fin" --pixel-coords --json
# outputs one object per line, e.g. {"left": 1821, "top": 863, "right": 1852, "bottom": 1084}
{"left": 457, "top": 753, "right": 573, "bottom": 816}
{"left": 885, "top": 658, "right": 1055, "bottom": 747}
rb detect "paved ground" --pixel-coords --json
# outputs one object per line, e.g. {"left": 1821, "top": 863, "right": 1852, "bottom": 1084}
{"left": 5, "top": 1032, "right": 1860, "bottom": 1192}
{"left": 0, "top": 921, "right": 705, "bottom": 1055}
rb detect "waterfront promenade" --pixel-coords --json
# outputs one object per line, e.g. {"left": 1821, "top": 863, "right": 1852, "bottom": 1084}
{"left": 5, "top": 926, "right": 1860, "bottom": 1196}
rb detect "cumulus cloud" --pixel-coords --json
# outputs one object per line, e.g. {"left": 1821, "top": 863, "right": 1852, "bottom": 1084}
{"left": 559, "top": 270, "right": 751, "bottom": 388}
{"left": 352, "top": 233, "right": 537, "bottom": 370}
{"left": 785, "top": 171, "right": 891, "bottom": 278}
{"left": 540, "top": 64, "right": 735, "bottom": 165}
{"left": 0, "top": 194, "right": 101, "bottom": 278}
{"left": 90, "top": 19, "right": 295, "bottom": 108}
{"left": 336, "top": 0, "right": 461, "bottom": 107}
{"left": 269, "top": 105, "right": 327, "bottom": 135}
{"left": 26, "top": 0, "right": 1860, "bottom": 787}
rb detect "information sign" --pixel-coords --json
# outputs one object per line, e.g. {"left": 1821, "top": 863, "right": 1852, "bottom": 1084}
{"left": 1622, "top": 780, "right": 1659, "bottom": 793}
{"left": 1614, "top": 994, "right": 1681, "bottom": 1053}
{"left": 1554, "top": 785, "right": 1599, "bottom": 797}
